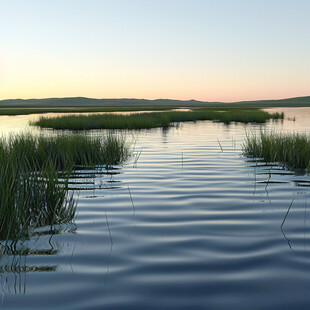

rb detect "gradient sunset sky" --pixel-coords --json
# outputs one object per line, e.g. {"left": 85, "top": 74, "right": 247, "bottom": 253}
{"left": 1, "top": 0, "right": 309, "bottom": 102}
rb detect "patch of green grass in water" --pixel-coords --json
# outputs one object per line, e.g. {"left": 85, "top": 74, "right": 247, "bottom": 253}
{"left": 32, "top": 109, "right": 284, "bottom": 130}
{"left": 243, "top": 131, "right": 310, "bottom": 173}
{"left": 0, "top": 133, "right": 130, "bottom": 243}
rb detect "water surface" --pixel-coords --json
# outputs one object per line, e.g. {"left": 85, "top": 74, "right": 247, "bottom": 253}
{"left": 1, "top": 108, "right": 310, "bottom": 309}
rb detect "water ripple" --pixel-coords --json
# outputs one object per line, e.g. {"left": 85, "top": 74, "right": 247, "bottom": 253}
{"left": 2, "top": 108, "right": 310, "bottom": 309}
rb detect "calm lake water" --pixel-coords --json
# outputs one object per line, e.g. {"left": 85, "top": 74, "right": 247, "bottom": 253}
{"left": 1, "top": 108, "right": 310, "bottom": 309}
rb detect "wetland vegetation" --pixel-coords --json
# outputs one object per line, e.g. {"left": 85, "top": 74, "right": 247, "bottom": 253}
{"left": 32, "top": 108, "right": 284, "bottom": 130}
{"left": 0, "top": 133, "right": 130, "bottom": 242}
{"left": 243, "top": 131, "right": 310, "bottom": 172}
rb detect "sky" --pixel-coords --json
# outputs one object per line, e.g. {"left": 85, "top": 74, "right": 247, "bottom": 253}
{"left": 0, "top": 0, "right": 309, "bottom": 102}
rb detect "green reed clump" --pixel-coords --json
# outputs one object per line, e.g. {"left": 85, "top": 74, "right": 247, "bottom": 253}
{"left": 32, "top": 109, "right": 284, "bottom": 130}
{"left": 4, "top": 132, "right": 129, "bottom": 170}
{"left": 0, "top": 133, "right": 130, "bottom": 241}
{"left": 0, "top": 160, "right": 75, "bottom": 241}
{"left": 243, "top": 131, "right": 310, "bottom": 172}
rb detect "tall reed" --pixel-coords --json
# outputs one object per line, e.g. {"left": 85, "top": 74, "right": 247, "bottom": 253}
{"left": 0, "top": 132, "right": 130, "bottom": 242}
{"left": 243, "top": 131, "right": 310, "bottom": 172}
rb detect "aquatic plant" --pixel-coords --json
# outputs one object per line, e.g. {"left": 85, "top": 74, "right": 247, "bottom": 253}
{"left": 0, "top": 133, "right": 130, "bottom": 242}
{"left": 32, "top": 109, "right": 284, "bottom": 130}
{"left": 0, "top": 159, "right": 75, "bottom": 241}
{"left": 243, "top": 131, "right": 310, "bottom": 172}
{"left": 2, "top": 132, "right": 129, "bottom": 169}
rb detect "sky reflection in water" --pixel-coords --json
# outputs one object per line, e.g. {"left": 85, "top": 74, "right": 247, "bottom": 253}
{"left": 1, "top": 108, "right": 310, "bottom": 309}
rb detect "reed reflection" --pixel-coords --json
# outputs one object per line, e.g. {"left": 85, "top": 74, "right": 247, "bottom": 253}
{"left": 0, "top": 225, "right": 76, "bottom": 296}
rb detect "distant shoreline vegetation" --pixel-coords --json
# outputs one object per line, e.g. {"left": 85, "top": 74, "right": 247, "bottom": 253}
{"left": 0, "top": 95, "right": 309, "bottom": 115}
{"left": 32, "top": 109, "right": 284, "bottom": 130}
{"left": 0, "top": 106, "right": 175, "bottom": 116}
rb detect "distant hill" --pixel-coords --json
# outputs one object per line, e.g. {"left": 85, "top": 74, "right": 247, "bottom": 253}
{"left": 0, "top": 97, "right": 212, "bottom": 108}
{"left": 0, "top": 96, "right": 309, "bottom": 108}
{"left": 233, "top": 96, "right": 310, "bottom": 107}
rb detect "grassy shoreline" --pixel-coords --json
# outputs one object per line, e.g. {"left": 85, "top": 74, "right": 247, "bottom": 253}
{"left": 0, "top": 104, "right": 306, "bottom": 116}
{"left": 0, "top": 94, "right": 309, "bottom": 116}
{"left": 32, "top": 109, "right": 284, "bottom": 130}
{"left": 0, "top": 106, "right": 178, "bottom": 116}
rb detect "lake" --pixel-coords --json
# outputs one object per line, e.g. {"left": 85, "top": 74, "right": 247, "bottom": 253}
{"left": 1, "top": 108, "right": 310, "bottom": 309}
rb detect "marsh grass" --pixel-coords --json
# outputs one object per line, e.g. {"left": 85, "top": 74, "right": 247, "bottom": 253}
{"left": 32, "top": 109, "right": 284, "bottom": 130}
{"left": 0, "top": 133, "right": 130, "bottom": 242}
{"left": 0, "top": 160, "right": 75, "bottom": 242}
{"left": 243, "top": 131, "right": 310, "bottom": 172}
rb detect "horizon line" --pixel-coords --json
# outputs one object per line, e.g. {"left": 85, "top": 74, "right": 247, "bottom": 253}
{"left": 1, "top": 94, "right": 310, "bottom": 104}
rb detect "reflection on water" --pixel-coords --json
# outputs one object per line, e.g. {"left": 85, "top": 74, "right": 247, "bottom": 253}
{"left": 1, "top": 236, "right": 57, "bottom": 295}
{"left": 2, "top": 108, "right": 310, "bottom": 309}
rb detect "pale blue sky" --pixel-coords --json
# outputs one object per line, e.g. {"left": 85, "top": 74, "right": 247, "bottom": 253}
{"left": 0, "top": 0, "right": 309, "bottom": 101}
